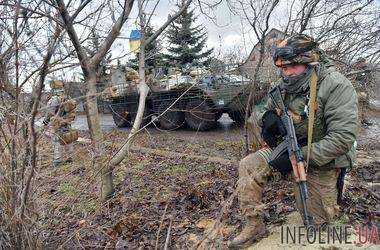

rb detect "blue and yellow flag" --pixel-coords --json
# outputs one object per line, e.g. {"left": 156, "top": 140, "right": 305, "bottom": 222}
{"left": 129, "top": 29, "right": 141, "bottom": 53}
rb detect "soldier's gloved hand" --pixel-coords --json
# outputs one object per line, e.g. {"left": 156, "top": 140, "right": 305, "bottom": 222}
{"left": 268, "top": 148, "right": 293, "bottom": 176}
{"left": 261, "top": 110, "right": 286, "bottom": 148}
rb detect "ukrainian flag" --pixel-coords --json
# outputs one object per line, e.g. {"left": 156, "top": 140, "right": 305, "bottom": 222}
{"left": 129, "top": 29, "right": 141, "bottom": 53}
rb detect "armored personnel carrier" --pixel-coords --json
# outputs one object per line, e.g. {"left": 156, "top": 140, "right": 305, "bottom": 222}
{"left": 106, "top": 66, "right": 251, "bottom": 131}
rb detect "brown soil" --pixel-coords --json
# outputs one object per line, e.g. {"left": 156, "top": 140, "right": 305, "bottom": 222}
{"left": 34, "top": 109, "right": 379, "bottom": 248}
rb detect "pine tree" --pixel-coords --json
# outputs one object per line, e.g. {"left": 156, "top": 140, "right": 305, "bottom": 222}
{"left": 165, "top": 5, "right": 213, "bottom": 68}
{"left": 145, "top": 25, "right": 164, "bottom": 70}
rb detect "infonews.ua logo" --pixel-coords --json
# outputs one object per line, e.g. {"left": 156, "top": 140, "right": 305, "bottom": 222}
{"left": 281, "top": 225, "right": 379, "bottom": 245}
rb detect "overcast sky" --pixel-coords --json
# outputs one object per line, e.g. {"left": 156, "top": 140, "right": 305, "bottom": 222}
{"left": 113, "top": 0, "right": 267, "bottom": 62}
{"left": 23, "top": 0, "right": 264, "bottom": 90}
{"left": 115, "top": 0, "right": 380, "bottom": 60}
{"left": 56, "top": 0, "right": 293, "bottom": 83}
{"left": 46, "top": 0, "right": 379, "bottom": 85}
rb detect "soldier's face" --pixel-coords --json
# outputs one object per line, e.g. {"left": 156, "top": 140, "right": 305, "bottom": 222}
{"left": 279, "top": 64, "right": 307, "bottom": 77}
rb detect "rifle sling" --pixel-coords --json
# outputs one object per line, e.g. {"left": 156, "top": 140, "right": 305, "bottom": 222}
{"left": 306, "top": 69, "right": 318, "bottom": 170}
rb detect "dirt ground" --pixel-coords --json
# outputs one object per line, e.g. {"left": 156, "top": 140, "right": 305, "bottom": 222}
{"left": 34, "top": 105, "right": 379, "bottom": 248}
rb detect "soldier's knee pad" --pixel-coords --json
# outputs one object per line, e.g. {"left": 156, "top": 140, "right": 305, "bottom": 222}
{"left": 238, "top": 160, "right": 248, "bottom": 177}
{"left": 238, "top": 154, "right": 261, "bottom": 177}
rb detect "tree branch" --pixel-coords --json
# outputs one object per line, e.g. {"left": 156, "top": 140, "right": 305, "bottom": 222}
{"left": 20, "top": 24, "right": 63, "bottom": 219}
{"left": 90, "top": 0, "right": 135, "bottom": 66}
{"left": 145, "top": 0, "right": 192, "bottom": 46}
{"left": 55, "top": 0, "right": 91, "bottom": 77}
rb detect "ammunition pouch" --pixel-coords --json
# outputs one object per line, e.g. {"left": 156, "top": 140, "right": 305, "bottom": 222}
{"left": 58, "top": 129, "right": 79, "bottom": 145}
{"left": 63, "top": 99, "right": 77, "bottom": 113}
{"left": 50, "top": 116, "right": 63, "bottom": 130}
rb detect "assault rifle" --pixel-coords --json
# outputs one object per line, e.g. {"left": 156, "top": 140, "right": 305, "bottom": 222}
{"left": 268, "top": 86, "right": 312, "bottom": 226}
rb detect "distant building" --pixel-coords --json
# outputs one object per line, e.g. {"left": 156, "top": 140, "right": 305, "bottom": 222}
{"left": 239, "top": 28, "right": 286, "bottom": 85}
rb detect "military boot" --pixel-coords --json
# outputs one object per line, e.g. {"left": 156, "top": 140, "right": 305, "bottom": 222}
{"left": 228, "top": 217, "right": 267, "bottom": 248}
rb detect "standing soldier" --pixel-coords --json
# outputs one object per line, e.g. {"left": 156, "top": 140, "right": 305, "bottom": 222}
{"left": 44, "top": 80, "right": 78, "bottom": 167}
{"left": 229, "top": 34, "right": 358, "bottom": 248}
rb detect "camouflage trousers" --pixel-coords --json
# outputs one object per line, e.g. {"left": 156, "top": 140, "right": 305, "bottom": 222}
{"left": 52, "top": 132, "right": 73, "bottom": 165}
{"left": 237, "top": 148, "right": 339, "bottom": 225}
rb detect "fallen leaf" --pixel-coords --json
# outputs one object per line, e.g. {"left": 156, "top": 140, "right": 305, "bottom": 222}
{"left": 196, "top": 219, "right": 215, "bottom": 230}
{"left": 78, "top": 219, "right": 86, "bottom": 227}
{"left": 174, "top": 218, "right": 190, "bottom": 229}
{"left": 106, "top": 228, "right": 118, "bottom": 239}
{"left": 187, "top": 233, "right": 199, "bottom": 243}
{"left": 219, "top": 225, "right": 235, "bottom": 237}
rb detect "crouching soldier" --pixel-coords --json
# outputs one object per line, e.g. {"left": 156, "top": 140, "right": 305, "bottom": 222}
{"left": 229, "top": 34, "right": 358, "bottom": 248}
{"left": 44, "top": 80, "right": 78, "bottom": 167}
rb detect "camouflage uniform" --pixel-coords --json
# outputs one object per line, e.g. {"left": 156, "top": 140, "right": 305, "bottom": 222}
{"left": 45, "top": 80, "right": 76, "bottom": 167}
{"left": 238, "top": 148, "right": 340, "bottom": 226}
{"left": 230, "top": 34, "right": 358, "bottom": 247}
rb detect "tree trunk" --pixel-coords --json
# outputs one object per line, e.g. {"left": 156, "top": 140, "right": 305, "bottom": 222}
{"left": 85, "top": 75, "right": 103, "bottom": 140}
{"left": 131, "top": 42, "right": 149, "bottom": 136}
{"left": 108, "top": 96, "right": 151, "bottom": 167}
{"left": 54, "top": 0, "right": 136, "bottom": 201}
{"left": 109, "top": 2, "right": 149, "bottom": 166}
{"left": 85, "top": 74, "right": 114, "bottom": 200}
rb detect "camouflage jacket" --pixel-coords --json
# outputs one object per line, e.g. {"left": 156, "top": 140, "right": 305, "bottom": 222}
{"left": 263, "top": 62, "right": 358, "bottom": 169}
{"left": 46, "top": 94, "right": 76, "bottom": 132}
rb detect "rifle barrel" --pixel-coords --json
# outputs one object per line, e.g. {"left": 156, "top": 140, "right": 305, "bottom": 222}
{"left": 299, "top": 181, "right": 311, "bottom": 226}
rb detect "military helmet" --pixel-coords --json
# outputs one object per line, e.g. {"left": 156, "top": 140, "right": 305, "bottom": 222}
{"left": 273, "top": 34, "right": 319, "bottom": 67}
{"left": 50, "top": 80, "right": 64, "bottom": 90}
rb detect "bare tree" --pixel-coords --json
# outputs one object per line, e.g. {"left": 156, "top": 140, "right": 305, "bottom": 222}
{"left": 51, "top": 0, "right": 194, "bottom": 199}
{"left": 0, "top": 1, "right": 63, "bottom": 247}
{"left": 52, "top": 0, "right": 135, "bottom": 200}
{"left": 281, "top": 0, "right": 379, "bottom": 68}
{"left": 227, "top": 0, "right": 280, "bottom": 152}
{"left": 109, "top": 0, "right": 193, "bottom": 168}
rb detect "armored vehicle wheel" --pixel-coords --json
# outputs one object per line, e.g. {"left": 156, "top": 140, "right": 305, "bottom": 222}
{"left": 110, "top": 104, "right": 150, "bottom": 128}
{"left": 228, "top": 110, "right": 245, "bottom": 124}
{"left": 185, "top": 98, "right": 217, "bottom": 131}
{"left": 130, "top": 105, "right": 152, "bottom": 127}
{"left": 157, "top": 101, "right": 185, "bottom": 130}
{"left": 110, "top": 105, "right": 131, "bottom": 127}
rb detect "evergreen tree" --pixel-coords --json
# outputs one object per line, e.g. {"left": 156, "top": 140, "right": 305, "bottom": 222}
{"left": 165, "top": 5, "right": 213, "bottom": 68}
